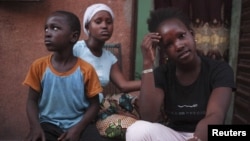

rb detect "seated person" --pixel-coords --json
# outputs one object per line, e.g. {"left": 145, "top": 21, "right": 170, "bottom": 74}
{"left": 23, "top": 10, "right": 102, "bottom": 141}
{"left": 126, "top": 7, "right": 236, "bottom": 141}
{"left": 73, "top": 3, "right": 141, "bottom": 140}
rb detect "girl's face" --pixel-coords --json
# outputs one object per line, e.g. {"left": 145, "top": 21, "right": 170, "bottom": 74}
{"left": 87, "top": 11, "right": 113, "bottom": 42}
{"left": 44, "top": 14, "right": 73, "bottom": 51}
{"left": 157, "top": 18, "right": 196, "bottom": 64}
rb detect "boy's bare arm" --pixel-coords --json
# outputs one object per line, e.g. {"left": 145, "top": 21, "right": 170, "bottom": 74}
{"left": 25, "top": 87, "right": 45, "bottom": 141}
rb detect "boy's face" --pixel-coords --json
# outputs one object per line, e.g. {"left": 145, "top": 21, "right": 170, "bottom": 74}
{"left": 86, "top": 11, "right": 113, "bottom": 41}
{"left": 44, "top": 14, "right": 72, "bottom": 51}
{"left": 157, "top": 18, "right": 196, "bottom": 64}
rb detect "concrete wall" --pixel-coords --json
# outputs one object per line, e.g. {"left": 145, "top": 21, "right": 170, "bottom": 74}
{"left": 0, "top": 0, "right": 136, "bottom": 139}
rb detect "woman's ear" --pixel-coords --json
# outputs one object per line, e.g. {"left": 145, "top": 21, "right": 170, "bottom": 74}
{"left": 85, "top": 24, "right": 89, "bottom": 29}
{"left": 190, "top": 30, "right": 195, "bottom": 36}
{"left": 85, "top": 24, "right": 89, "bottom": 32}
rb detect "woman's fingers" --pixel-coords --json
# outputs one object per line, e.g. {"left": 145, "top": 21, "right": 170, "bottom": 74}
{"left": 141, "top": 33, "right": 161, "bottom": 63}
{"left": 142, "top": 33, "right": 161, "bottom": 49}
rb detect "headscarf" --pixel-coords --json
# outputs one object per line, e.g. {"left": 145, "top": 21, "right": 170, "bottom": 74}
{"left": 83, "top": 3, "right": 114, "bottom": 36}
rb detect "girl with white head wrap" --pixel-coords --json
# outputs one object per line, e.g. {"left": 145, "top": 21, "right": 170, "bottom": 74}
{"left": 83, "top": 3, "right": 115, "bottom": 36}
{"left": 73, "top": 3, "right": 141, "bottom": 139}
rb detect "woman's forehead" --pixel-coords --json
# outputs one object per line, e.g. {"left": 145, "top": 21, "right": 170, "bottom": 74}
{"left": 92, "top": 11, "right": 112, "bottom": 19}
{"left": 157, "top": 19, "right": 187, "bottom": 33}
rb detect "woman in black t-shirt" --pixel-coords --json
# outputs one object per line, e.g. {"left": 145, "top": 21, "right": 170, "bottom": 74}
{"left": 126, "top": 8, "right": 236, "bottom": 141}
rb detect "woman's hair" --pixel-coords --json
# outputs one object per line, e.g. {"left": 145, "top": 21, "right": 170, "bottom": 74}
{"left": 147, "top": 7, "right": 191, "bottom": 32}
{"left": 51, "top": 10, "right": 81, "bottom": 35}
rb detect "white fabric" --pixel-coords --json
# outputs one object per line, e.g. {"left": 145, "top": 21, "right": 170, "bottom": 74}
{"left": 83, "top": 3, "right": 114, "bottom": 36}
{"left": 126, "top": 120, "right": 194, "bottom": 141}
{"left": 73, "top": 40, "right": 117, "bottom": 103}
{"left": 73, "top": 40, "right": 117, "bottom": 87}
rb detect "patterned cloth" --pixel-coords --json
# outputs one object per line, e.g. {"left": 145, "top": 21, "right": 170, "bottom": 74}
{"left": 96, "top": 93, "right": 139, "bottom": 139}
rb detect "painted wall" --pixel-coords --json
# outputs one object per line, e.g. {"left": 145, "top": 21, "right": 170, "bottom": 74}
{"left": 135, "top": 0, "right": 153, "bottom": 79}
{"left": 0, "top": 0, "right": 136, "bottom": 139}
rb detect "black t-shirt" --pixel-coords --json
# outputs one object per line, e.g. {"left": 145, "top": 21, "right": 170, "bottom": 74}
{"left": 154, "top": 56, "right": 236, "bottom": 132}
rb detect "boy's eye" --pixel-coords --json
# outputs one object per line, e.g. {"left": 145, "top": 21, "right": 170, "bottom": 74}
{"left": 53, "top": 27, "right": 59, "bottom": 31}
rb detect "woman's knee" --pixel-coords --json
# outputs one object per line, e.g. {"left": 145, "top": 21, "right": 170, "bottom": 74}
{"left": 126, "top": 120, "right": 153, "bottom": 140}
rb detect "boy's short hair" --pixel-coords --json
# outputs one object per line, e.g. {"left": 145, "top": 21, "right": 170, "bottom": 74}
{"left": 51, "top": 10, "right": 81, "bottom": 36}
{"left": 147, "top": 7, "right": 191, "bottom": 32}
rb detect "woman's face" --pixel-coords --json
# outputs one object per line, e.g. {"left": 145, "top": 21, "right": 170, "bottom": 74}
{"left": 87, "top": 11, "right": 113, "bottom": 41}
{"left": 157, "top": 18, "right": 196, "bottom": 64}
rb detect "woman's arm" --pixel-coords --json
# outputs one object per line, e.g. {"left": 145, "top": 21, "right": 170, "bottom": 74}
{"left": 191, "top": 87, "right": 233, "bottom": 141}
{"left": 137, "top": 33, "right": 164, "bottom": 121}
{"left": 138, "top": 72, "right": 165, "bottom": 122}
{"left": 110, "top": 62, "right": 141, "bottom": 93}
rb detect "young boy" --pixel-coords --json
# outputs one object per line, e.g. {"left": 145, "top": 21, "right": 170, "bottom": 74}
{"left": 23, "top": 11, "right": 103, "bottom": 141}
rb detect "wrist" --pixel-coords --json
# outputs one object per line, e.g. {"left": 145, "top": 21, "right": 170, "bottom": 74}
{"left": 143, "top": 60, "right": 154, "bottom": 68}
{"left": 142, "top": 68, "right": 153, "bottom": 74}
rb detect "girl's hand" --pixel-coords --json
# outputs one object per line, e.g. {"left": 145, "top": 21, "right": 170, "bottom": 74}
{"left": 141, "top": 33, "right": 161, "bottom": 67}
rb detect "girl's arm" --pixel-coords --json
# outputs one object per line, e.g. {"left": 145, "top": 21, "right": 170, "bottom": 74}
{"left": 191, "top": 87, "right": 233, "bottom": 141}
{"left": 110, "top": 62, "right": 141, "bottom": 93}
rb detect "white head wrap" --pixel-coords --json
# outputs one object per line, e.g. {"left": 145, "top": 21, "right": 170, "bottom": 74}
{"left": 83, "top": 3, "right": 114, "bottom": 36}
